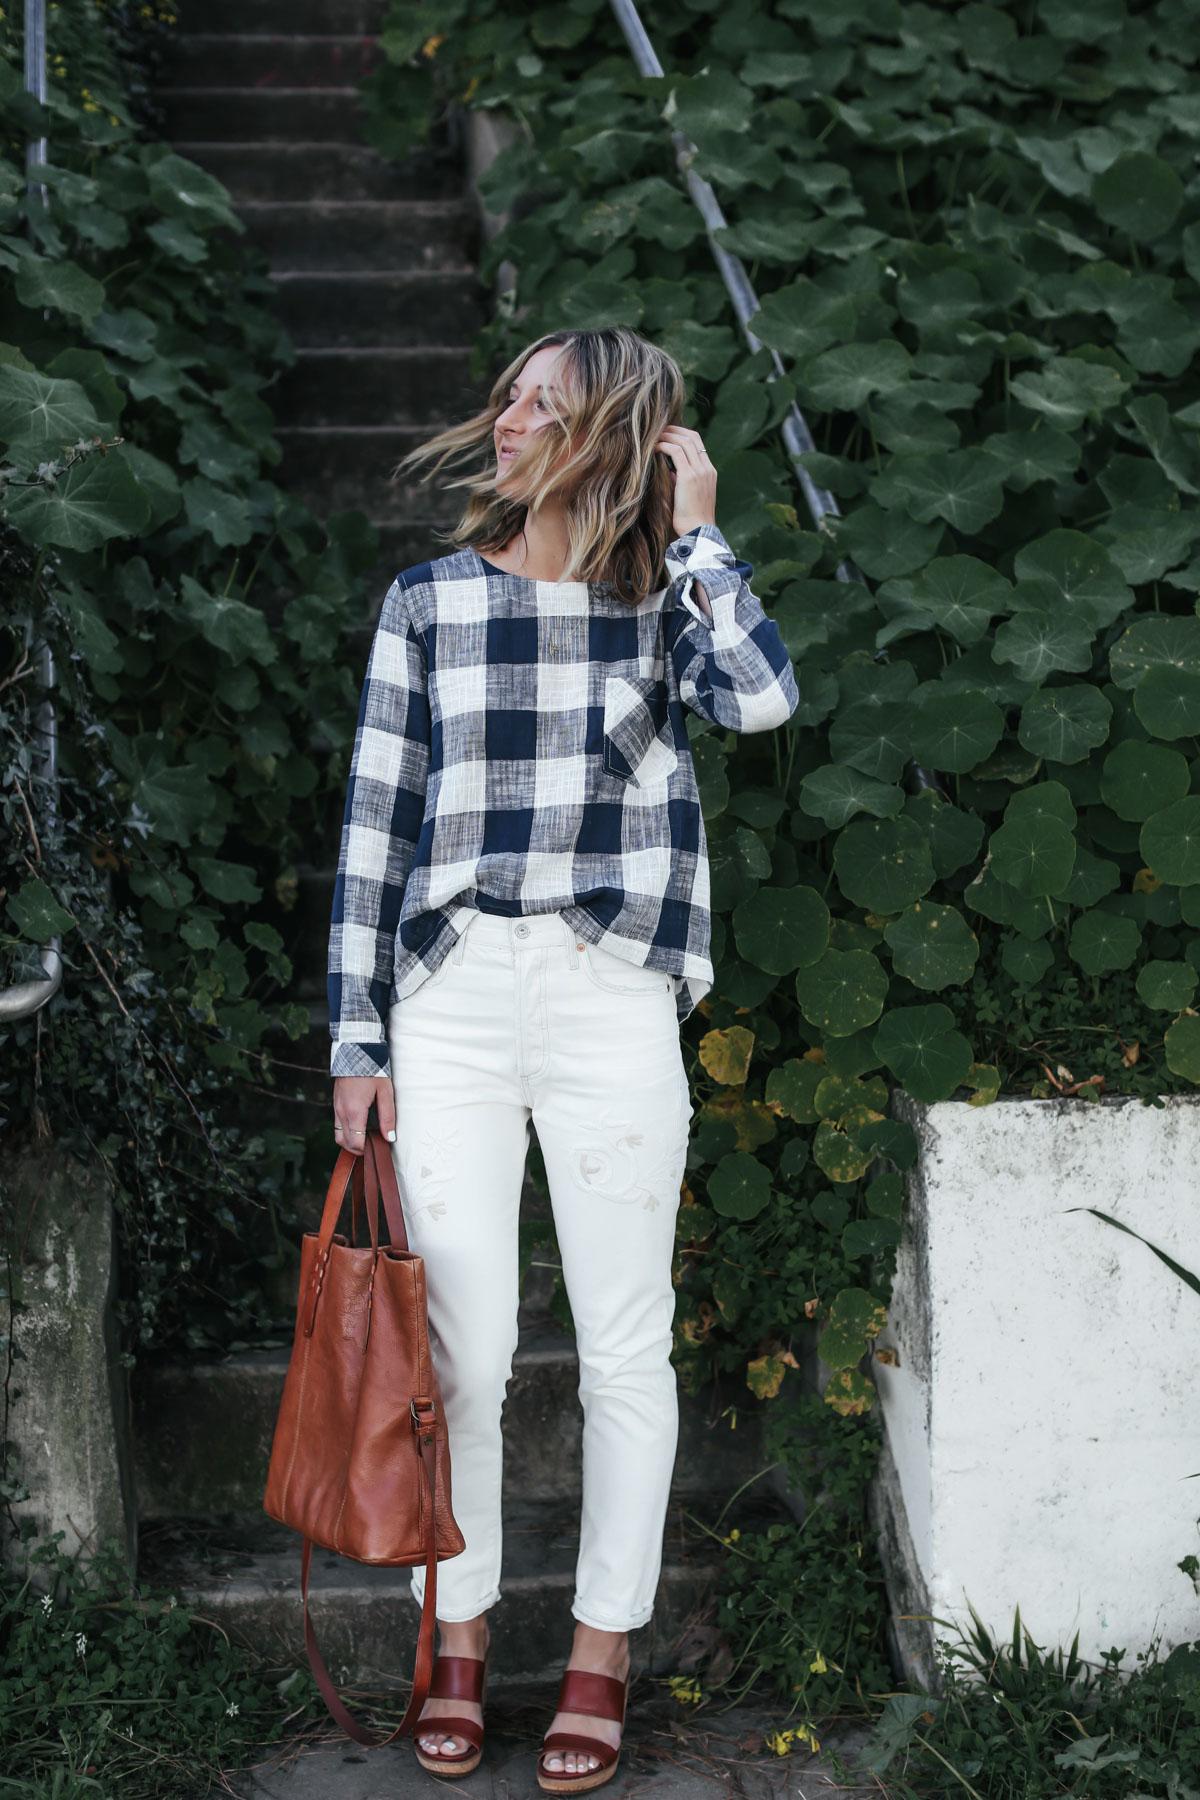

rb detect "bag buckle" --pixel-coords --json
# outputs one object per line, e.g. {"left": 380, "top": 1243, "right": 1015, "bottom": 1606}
{"left": 410, "top": 1396, "right": 435, "bottom": 1445}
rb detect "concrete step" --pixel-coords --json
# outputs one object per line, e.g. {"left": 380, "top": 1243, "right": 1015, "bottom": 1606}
{"left": 236, "top": 199, "right": 477, "bottom": 270}
{"left": 138, "top": 1497, "right": 732, "bottom": 1683}
{"left": 272, "top": 269, "right": 488, "bottom": 348}
{"left": 159, "top": 33, "right": 379, "bottom": 90}
{"left": 177, "top": 0, "right": 382, "bottom": 32}
{"left": 274, "top": 347, "right": 479, "bottom": 428}
{"left": 161, "top": 87, "right": 369, "bottom": 143}
{"left": 134, "top": 1335, "right": 764, "bottom": 1520}
{"left": 275, "top": 426, "right": 468, "bottom": 521}
{"left": 173, "top": 142, "right": 463, "bottom": 204}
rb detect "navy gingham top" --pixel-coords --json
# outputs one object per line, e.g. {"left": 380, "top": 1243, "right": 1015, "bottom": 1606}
{"left": 328, "top": 522, "right": 799, "bottom": 1079}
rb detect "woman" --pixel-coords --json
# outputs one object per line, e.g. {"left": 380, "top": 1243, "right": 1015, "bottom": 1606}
{"left": 327, "top": 325, "right": 798, "bottom": 1792}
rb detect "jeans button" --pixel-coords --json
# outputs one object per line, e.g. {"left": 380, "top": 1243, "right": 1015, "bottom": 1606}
{"left": 514, "top": 922, "right": 530, "bottom": 940}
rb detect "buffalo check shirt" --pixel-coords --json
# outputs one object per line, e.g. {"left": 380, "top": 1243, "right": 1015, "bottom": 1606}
{"left": 328, "top": 522, "right": 799, "bottom": 1079}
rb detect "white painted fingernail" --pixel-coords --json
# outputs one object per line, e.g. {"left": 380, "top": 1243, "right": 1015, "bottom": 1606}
{"left": 386, "top": 1130, "right": 396, "bottom": 1141}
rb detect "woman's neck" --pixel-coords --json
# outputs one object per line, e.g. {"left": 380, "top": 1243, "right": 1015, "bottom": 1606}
{"left": 490, "top": 500, "right": 575, "bottom": 582}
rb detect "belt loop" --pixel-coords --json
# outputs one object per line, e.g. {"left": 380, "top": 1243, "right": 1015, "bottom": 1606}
{"left": 562, "top": 915, "right": 581, "bottom": 969}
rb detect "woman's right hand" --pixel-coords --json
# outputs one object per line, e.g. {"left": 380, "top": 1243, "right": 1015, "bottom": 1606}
{"left": 332, "top": 1076, "right": 397, "bottom": 1157}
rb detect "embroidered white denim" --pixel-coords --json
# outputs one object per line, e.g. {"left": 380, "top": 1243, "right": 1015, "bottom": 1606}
{"left": 385, "top": 908, "right": 692, "bottom": 1631}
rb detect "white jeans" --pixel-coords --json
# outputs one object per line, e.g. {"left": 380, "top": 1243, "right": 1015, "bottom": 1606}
{"left": 385, "top": 910, "right": 692, "bottom": 1632}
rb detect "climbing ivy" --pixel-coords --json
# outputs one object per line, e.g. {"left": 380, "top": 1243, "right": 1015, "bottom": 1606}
{"left": 0, "top": 2, "right": 375, "bottom": 1354}
{"left": 363, "top": 0, "right": 1200, "bottom": 1708}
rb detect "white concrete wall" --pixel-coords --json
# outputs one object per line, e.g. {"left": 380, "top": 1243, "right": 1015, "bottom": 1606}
{"left": 874, "top": 1094, "right": 1200, "bottom": 1673}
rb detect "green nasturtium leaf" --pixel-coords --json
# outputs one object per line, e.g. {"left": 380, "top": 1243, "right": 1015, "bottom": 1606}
{"left": 6, "top": 877, "right": 76, "bottom": 942}
{"left": 1068, "top": 908, "right": 1141, "bottom": 974}
{"left": 707, "top": 1152, "right": 772, "bottom": 1221}
{"left": 819, "top": 1287, "right": 888, "bottom": 1371}
{"left": 0, "top": 366, "right": 101, "bottom": 461}
{"left": 795, "top": 948, "right": 889, "bottom": 1036}
{"left": 988, "top": 815, "right": 1076, "bottom": 896}
{"left": 1005, "top": 781, "right": 1076, "bottom": 831}
{"left": 856, "top": 1116, "right": 918, "bottom": 1170}
{"left": 814, "top": 1120, "right": 875, "bottom": 1184}
{"left": 902, "top": 555, "right": 1011, "bottom": 645}
{"left": 732, "top": 884, "right": 829, "bottom": 974}
{"left": 992, "top": 608, "right": 1094, "bottom": 683}
{"left": 14, "top": 252, "right": 105, "bottom": 320}
{"left": 870, "top": 449, "right": 1005, "bottom": 535}
{"left": 1018, "top": 685, "right": 1112, "bottom": 763}
{"left": 824, "top": 1367, "right": 875, "bottom": 1416}
{"left": 691, "top": 735, "right": 730, "bottom": 817}
{"left": 189, "top": 856, "right": 263, "bottom": 904}
{"left": 910, "top": 690, "right": 1004, "bottom": 773}
{"left": 1101, "top": 741, "right": 1190, "bottom": 822}
{"left": 1009, "top": 356, "right": 1127, "bottom": 431}
{"left": 828, "top": 700, "right": 912, "bottom": 782}
{"left": 1141, "top": 798, "right": 1200, "bottom": 887}
{"left": 1110, "top": 616, "right": 1200, "bottom": 691}
{"left": 179, "top": 576, "right": 277, "bottom": 666}
{"left": 1001, "top": 936, "right": 1054, "bottom": 985}
{"left": 765, "top": 1058, "right": 824, "bottom": 1124}
{"left": 1012, "top": 529, "right": 1132, "bottom": 630}
{"left": 842, "top": 1216, "right": 902, "bottom": 1259}
{"left": 873, "top": 1003, "right": 973, "bottom": 1103}
{"left": 1133, "top": 665, "right": 1200, "bottom": 740}
{"left": 1092, "top": 151, "right": 1184, "bottom": 244}
{"left": 866, "top": 1172, "right": 904, "bottom": 1220}
{"left": 801, "top": 339, "right": 912, "bottom": 410}
{"left": 904, "top": 791, "right": 985, "bottom": 878}
{"left": 884, "top": 901, "right": 979, "bottom": 990}
{"left": 1136, "top": 961, "right": 1198, "bottom": 1012}
{"left": 800, "top": 764, "right": 903, "bottom": 828}
{"left": 982, "top": 427, "right": 1080, "bottom": 493}
{"left": 1061, "top": 848, "right": 1121, "bottom": 910}
{"left": 1164, "top": 1013, "right": 1200, "bottom": 1083}
{"left": 4, "top": 452, "right": 152, "bottom": 550}
{"left": 833, "top": 816, "right": 935, "bottom": 912}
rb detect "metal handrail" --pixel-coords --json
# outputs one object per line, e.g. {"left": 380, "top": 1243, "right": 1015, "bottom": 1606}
{"left": 608, "top": 0, "right": 866, "bottom": 589}
{"left": 2, "top": 0, "right": 62, "bottom": 1024}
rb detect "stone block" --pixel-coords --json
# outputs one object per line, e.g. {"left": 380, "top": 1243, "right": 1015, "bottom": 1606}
{"left": 874, "top": 1093, "right": 1200, "bottom": 1678}
{"left": 4, "top": 1143, "right": 136, "bottom": 1574}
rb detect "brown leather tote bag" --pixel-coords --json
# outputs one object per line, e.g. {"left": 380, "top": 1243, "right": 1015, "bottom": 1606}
{"left": 264, "top": 1130, "right": 465, "bottom": 1744}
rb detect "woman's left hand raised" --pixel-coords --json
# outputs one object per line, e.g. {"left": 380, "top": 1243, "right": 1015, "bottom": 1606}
{"left": 655, "top": 425, "right": 717, "bottom": 540}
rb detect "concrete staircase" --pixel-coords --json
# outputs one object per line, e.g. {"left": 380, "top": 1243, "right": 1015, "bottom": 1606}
{"left": 140, "top": 1, "right": 773, "bottom": 1687}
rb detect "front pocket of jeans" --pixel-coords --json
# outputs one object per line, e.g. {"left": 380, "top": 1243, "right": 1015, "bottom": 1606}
{"left": 582, "top": 943, "right": 675, "bottom": 997}
{"left": 601, "top": 674, "right": 678, "bottom": 789}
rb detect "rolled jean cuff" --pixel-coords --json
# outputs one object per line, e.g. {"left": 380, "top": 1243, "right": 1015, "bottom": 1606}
{"left": 571, "top": 1594, "right": 654, "bottom": 1632}
{"left": 411, "top": 1575, "right": 501, "bottom": 1622}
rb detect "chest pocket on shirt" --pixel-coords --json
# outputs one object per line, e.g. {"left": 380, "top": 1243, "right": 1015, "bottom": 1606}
{"left": 602, "top": 674, "right": 678, "bottom": 789}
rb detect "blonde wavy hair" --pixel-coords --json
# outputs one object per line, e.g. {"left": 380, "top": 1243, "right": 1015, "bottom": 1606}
{"left": 391, "top": 326, "right": 687, "bottom": 607}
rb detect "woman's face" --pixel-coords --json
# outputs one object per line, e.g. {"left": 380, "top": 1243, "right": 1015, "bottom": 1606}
{"left": 493, "top": 345, "right": 569, "bottom": 494}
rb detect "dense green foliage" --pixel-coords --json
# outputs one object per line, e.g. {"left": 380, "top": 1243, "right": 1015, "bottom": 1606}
{"left": 861, "top": 1605, "right": 1200, "bottom": 1796}
{"left": 0, "top": 1539, "right": 317, "bottom": 1799}
{"left": 0, "top": 3, "right": 374, "bottom": 1356}
{"left": 362, "top": 0, "right": 1200, "bottom": 1714}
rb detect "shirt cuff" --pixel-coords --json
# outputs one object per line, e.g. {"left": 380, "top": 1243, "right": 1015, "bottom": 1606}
{"left": 330, "top": 1038, "right": 391, "bottom": 1080}
{"left": 665, "top": 524, "right": 747, "bottom": 644}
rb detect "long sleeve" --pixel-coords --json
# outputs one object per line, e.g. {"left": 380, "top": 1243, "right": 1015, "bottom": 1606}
{"left": 328, "top": 577, "right": 430, "bottom": 1080}
{"left": 665, "top": 523, "right": 799, "bottom": 732}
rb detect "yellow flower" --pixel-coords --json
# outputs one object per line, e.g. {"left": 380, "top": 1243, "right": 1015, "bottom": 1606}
{"left": 796, "top": 1723, "right": 821, "bottom": 1753}
{"left": 667, "top": 1675, "right": 703, "bottom": 1706}
{"left": 809, "top": 1650, "right": 827, "bottom": 1674}
{"left": 421, "top": 32, "right": 445, "bottom": 57}
{"left": 721, "top": 1527, "right": 740, "bottom": 1545}
{"left": 766, "top": 1722, "right": 820, "bottom": 1756}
